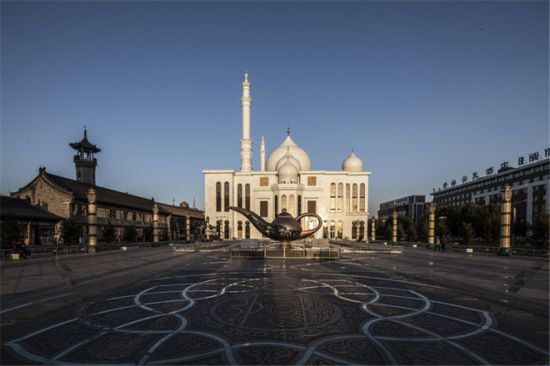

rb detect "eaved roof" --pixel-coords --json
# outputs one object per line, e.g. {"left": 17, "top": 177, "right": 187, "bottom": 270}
{"left": 69, "top": 129, "right": 101, "bottom": 153}
{"left": 39, "top": 170, "right": 203, "bottom": 219}
{"left": 1, "top": 196, "right": 62, "bottom": 222}
{"left": 44, "top": 172, "right": 154, "bottom": 211}
{"left": 157, "top": 202, "right": 204, "bottom": 219}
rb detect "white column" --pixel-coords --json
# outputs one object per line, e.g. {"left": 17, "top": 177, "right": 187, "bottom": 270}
{"left": 260, "top": 136, "right": 266, "bottom": 172}
{"left": 153, "top": 203, "right": 159, "bottom": 242}
{"left": 240, "top": 73, "right": 252, "bottom": 172}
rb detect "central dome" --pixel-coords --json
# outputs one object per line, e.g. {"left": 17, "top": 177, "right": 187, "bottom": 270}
{"left": 266, "top": 135, "right": 312, "bottom": 171}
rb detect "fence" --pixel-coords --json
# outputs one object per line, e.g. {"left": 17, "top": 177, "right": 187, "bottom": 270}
{"left": 173, "top": 240, "right": 238, "bottom": 253}
{"left": 230, "top": 247, "right": 340, "bottom": 259}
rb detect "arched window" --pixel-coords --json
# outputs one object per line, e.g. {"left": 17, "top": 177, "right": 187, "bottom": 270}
{"left": 275, "top": 195, "right": 278, "bottom": 215}
{"left": 345, "top": 183, "right": 350, "bottom": 213}
{"left": 297, "top": 195, "right": 302, "bottom": 215}
{"left": 330, "top": 183, "right": 336, "bottom": 211}
{"left": 216, "top": 182, "right": 221, "bottom": 212}
{"left": 224, "top": 220, "right": 230, "bottom": 239}
{"left": 224, "top": 182, "right": 230, "bottom": 211}
{"left": 245, "top": 184, "right": 250, "bottom": 210}
{"left": 289, "top": 194, "right": 295, "bottom": 216}
{"left": 352, "top": 184, "right": 358, "bottom": 212}
{"left": 237, "top": 221, "right": 243, "bottom": 239}
{"left": 281, "top": 195, "right": 287, "bottom": 211}
{"left": 360, "top": 183, "right": 366, "bottom": 212}
{"left": 337, "top": 220, "right": 343, "bottom": 239}
{"left": 245, "top": 221, "right": 250, "bottom": 239}
{"left": 338, "top": 183, "right": 343, "bottom": 212}
{"left": 237, "top": 184, "right": 243, "bottom": 208}
{"left": 329, "top": 222, "right": 335, "bottom": 239}
{"left": 352, "top": 221, "right": 357, "bottom": 239}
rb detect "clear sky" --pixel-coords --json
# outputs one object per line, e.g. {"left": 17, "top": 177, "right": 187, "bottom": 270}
{"left": 1, "top": 1, "right": 548, "bottom": 215}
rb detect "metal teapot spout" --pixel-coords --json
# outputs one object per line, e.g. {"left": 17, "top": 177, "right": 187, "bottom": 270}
{"left": 228, "top": 206, "right": 271, "bottom": 236}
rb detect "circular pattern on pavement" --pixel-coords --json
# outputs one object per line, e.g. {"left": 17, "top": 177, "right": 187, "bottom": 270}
{"left": 4, "top": 272, "right": 549, "bottom": 365}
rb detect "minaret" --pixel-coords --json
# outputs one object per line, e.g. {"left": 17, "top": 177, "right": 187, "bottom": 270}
{"left": 240, "top": 73, "right": 252, "bottom": 172}
{"left": 260, "top": 136, "right": 266, "bottom": 172}
{"left": 69, "top": 128, "right": 101, "bottom": 185}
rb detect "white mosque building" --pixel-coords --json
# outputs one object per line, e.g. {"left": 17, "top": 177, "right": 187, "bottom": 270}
{"left": 203, "top": 74, "right": 370, "bottom": 241}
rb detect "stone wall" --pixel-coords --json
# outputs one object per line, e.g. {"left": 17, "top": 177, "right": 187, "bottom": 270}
{"left": 14, "top": 176, "right": 72, "bottom": 218}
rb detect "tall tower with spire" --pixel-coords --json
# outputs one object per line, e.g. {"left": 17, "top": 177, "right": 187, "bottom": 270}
{"left": 240, "top": 73, "right": 252, "bottom": 172}
{"left": 69, "top": 128, "right": 101, "bottom": 185}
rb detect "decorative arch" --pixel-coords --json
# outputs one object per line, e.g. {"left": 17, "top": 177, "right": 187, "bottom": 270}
{"left": 224, "top": 182, "right": 230, "bottom": 212}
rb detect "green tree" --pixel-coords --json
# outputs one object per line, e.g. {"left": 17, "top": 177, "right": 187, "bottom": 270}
{"left": 530, "top": 214, "right": 549, "bottom": 248}
{"left": 383, "top": 219, "right": 392, "bottom": 241}
{"left": 416, "top": 213, "right": 429, "bottom": 242}
{"left": 123, "top": 226, "right": 138, "bottom": 242}
{"left": 398, "top": 216, "right": 417, "bottom": 242}
{"left": 461, "top": 222, "right": 475, "bottom": 245}
{"left": 103, "top": 223, "right": 116, "bottom": 243}
{"left": 436, "top": 220, "right": 450, "bottom": 244}
{"left": 511, "top": 218, "right": 528, "bottom": 242}
{"left": 62, "top": 219, "right": 81, "bottom": 245}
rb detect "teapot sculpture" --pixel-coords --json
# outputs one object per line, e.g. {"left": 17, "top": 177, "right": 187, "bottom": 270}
{"left": 228, "top": 206, "right": 322, "bottom": 247}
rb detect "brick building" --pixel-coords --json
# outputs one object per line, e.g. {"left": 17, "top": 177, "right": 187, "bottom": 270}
{"left": 11, "top": 130, "right": 204, "bottom": 243}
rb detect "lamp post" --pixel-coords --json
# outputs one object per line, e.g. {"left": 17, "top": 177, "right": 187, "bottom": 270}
{"left": 153, "top": 203, "right": 159, "bottom": 243}
{"left": 371, "top": 217, "right": 376, "bottom": 242}
{"left": 427, "top": 202, "right": 436, "bottom": 249}
{"left": 186, "top": 216, "right": 191, "bottom": 243}
{"left": 87, "top": 187, "right": 97, "bottom": 252}
{"left": 392, "top": 210, "right": 398, "bottom": 243}
{"left": 498, "top": 185, "right": 512, "bottom": 256}
{"left": 205, "top": 217, "right": 210, "bottom": 241}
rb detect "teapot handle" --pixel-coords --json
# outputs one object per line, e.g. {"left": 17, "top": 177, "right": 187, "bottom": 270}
{"left": 295, "top": 213, "right": 323, "bottom": 239}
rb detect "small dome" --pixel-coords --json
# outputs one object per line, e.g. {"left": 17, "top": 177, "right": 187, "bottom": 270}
{"left": 266, "top": 135, "right": 311, "bottom": 171}
{"left": 342, "top": 151, "right": 363, "bottom": 172}
{"left": 278, "top": 158, "right": 299, "bottom": 184}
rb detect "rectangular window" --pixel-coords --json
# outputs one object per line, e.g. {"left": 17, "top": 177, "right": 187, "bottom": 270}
{"left": 307, "top": 176, "right": 317, "bottom": 186}
{"left": 260, "top": 201, "right": 268, "bottom": 217}
{"left": 307, "top": 200, "right": 317, "bottom": 214}
{"left": 260, "top": 177, "right": 269, "bottom": 186}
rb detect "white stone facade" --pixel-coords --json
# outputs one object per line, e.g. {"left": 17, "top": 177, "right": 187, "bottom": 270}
{"left": 203, "top": 74, "right": 371, "bottom": 240}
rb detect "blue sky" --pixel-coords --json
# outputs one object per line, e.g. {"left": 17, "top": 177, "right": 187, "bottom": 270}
{"left": 1, "top": 1, "right": 548, "bottom": 215}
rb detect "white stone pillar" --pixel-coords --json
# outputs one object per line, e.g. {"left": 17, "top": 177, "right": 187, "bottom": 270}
{"left": 392, "top": 210, "right": 397, "bottom": 243}
{"left": 499, "top": 186, "right": 512, "bottom": 256}
{"left": 186, "top": 216, "right": 190, "bottom": 242}
{"left": 153, "top": 203, "right": 159, "bottom": 243}
{"left": 240, "top": 73, "right": 252, "bottom": 172}
{"left": 370, "top": 217, "right": 375, "bottom": 241}
{"left": 428, "top": 202, "right": 436, "bottom": 248}
{"left": 87, "top": 188, "right": 97, "bottom": 251}
{"left": 260, "top": 136, "right": 266, "bottom": 172}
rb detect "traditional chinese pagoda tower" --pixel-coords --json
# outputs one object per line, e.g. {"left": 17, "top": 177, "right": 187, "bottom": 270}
{"left": 69, "top": 128, "right": 101, "bottom": 185}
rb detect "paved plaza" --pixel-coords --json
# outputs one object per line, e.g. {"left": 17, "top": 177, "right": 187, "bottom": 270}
{"left": 1, "top": 246, "right": 548, "bottom": 365}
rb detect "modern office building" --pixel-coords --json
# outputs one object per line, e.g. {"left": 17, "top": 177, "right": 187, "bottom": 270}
{"left": 378, "top": 195, "right": 426, "bottom": 224}
{"left": 431, "top": 153, "right": 549, "bottom": 224}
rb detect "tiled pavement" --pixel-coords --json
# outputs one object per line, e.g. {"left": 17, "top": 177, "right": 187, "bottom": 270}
{"left": 1, "top": 246, "right": 548, "bottom": 365}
